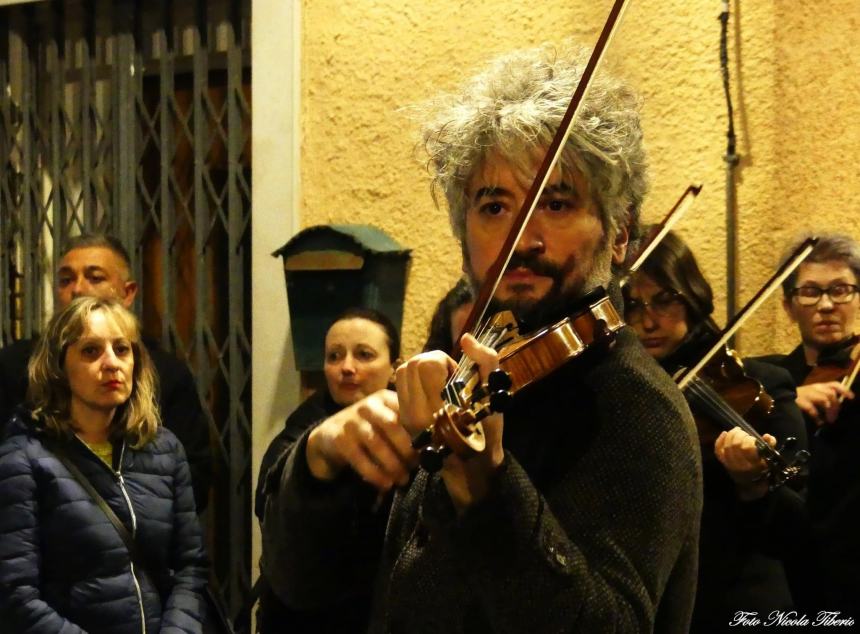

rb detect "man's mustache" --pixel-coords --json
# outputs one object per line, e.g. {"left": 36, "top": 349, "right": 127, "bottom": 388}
{"left": 505, "top": 253, "right": 565, "bottom": 280}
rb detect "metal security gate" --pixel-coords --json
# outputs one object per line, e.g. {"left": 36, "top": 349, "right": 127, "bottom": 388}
{"left": 0, "top": 0, "right": 252, "bottom": 618}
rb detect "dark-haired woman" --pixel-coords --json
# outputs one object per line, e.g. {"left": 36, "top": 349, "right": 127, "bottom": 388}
{"left": 0, "top": 297, "right": 207, "bottom": 633}
{"left": 623, "top": 230, "right": 808, "bottom": 631}
{"left": 255, "top": 307, "right": 405, "bottom": 634}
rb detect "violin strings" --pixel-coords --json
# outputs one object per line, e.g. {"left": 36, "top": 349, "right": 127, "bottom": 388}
{"left": 456, "top": 333, "right": 499, "bottom": 382}
{"left": 685, "top": 378, "right": 746, "bottom": 429}
{"left": 685, "top": 377, "right": 782, "bottom": 462}
{"left": 452, "top": 323, "right": 504, "bottom": 381}
{"left": 445, "top": 321, "right": 513, "bottom": 406}
{"left": 686, "top": 377, "right": 763, "bottom": 438}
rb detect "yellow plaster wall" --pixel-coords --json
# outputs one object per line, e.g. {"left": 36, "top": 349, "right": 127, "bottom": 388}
{"left": 298, "top": 0, "right": 860, "bottom": 359}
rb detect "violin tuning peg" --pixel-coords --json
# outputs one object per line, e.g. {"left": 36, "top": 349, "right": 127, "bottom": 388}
{"left": 778, "top": 437, "right": 811, "bottom": 467}
{"left": 488, "top": 369, "right": 512, "bottom": 392}
{"left": 412, "top": 428, "right": 434, "bottom": 450}
{"left": 420, "top": 446, "right": 451, "bottom": 473}
{"left": 489, "top": 389, "right": 512, "bottom": 413}
{"left": 792, "top": 449, "right": 810, "bottom": 466}
{"left": 778, "top": 436, "right": 797, "bottom": 454}
{"left": 453, "top": 379, "right": 467, "bottom": 393}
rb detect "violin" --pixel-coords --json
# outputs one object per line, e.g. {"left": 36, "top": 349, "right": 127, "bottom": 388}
{"left": 685, "top": 346, "right": 773, "bottom": 446}
{"left": 414, "top": 288, "right": 624, "bottom": 470}
{"left": 803, "top": 334, "right": 860, "bottom": 397}
{"left": 412, "top": 0, "right": 632, "bottom": 469}
{"left": 679, "top": 346, "right": 808, "bottom": 489}
{"left": 674, "top": 237, "right": 820, "bottom": 488}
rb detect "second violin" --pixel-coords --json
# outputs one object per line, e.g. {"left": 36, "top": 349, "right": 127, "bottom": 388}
{"left": 623, "top": 229, "right": 813, "bottom": 488}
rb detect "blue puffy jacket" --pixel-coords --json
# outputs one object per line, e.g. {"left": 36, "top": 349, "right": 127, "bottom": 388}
{"left": 0, "top": 411, "right": 208, "bottom": 633}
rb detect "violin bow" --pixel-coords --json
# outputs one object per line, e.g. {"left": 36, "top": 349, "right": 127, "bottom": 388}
{"left": 677, "top": 236, "right": 819, "bottom": 389}
{"left": 457, "top": 0, "right": 633, "bottom": 350}
{"left": 837, "top": 347, "right": 860, "bottom": 403}
{"left": 627, "top": 183, "right": 703, "bottom": 275}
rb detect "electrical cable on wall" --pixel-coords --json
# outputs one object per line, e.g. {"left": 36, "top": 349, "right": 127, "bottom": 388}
{"left": 719, "top": 0, "right": 741, "bottom": 342}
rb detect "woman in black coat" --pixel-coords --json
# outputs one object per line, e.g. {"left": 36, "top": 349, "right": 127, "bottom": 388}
{"left": 256, "top": 307, "right": 402, "bottom": 634}
{"left": 623, "top": 230, "right": 808, "bottom": 632}
{"left": 0, "top": 297, "right": 207, "bottom": 633}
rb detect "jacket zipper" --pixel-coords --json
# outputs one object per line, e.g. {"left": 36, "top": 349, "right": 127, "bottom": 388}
{"left": 77, "top": 439, "right": 147, "bottom": 634}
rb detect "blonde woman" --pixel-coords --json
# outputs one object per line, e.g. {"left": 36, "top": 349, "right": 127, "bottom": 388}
{"left": 0, "top": 297, "right": 207, "bottom": 633}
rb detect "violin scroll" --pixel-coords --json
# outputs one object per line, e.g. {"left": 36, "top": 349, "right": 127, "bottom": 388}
{"left": 416, "top": 373, "right": 508, "bottom": 473}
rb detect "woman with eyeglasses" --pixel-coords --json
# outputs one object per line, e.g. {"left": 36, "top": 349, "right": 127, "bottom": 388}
{"left": 765, "top": 236, "right": 860, "bottom": 427}
{"left": 750, "top": 234, "right": 860, "bottom": 615}
{"left": 623, "top": 229, "right": 808, "bottom": 631}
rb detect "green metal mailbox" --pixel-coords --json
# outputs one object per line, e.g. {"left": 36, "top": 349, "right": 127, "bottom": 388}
{"left": 273, "top": 224, "right": 411, "bottom": 371}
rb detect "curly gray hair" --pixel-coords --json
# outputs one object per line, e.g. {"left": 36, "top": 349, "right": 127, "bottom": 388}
{"left": 419, "top": 42, "right": 649, "bottom": 245}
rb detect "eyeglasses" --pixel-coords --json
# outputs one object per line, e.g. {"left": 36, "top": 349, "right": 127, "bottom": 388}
{"left": 624, "top": 290, "right": 685, "bottom": 324}
{"left": 790, "top": 284, "right": 860, "bottom": 307}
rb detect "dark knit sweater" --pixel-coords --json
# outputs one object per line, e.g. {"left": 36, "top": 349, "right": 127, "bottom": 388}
{"left": 263, "top": 327, "right": 703, "bottom": 633}
{"left": 753, "top": 344, "right": 860, "bottom": 615}
{"left": 659, "top": 327, "right": 808, "bottom": 630}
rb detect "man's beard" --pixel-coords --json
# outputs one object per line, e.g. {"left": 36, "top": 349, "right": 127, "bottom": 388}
{"left": 468, "top": 241, "right": 613, "bottom": 331}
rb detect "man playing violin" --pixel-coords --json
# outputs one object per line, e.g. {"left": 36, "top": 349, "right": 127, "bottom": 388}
{"left": 723, "top": 234, "right": 860, "bottom": 616}
{"left": 260, "top": 43, "right": 703, "bottom": 633}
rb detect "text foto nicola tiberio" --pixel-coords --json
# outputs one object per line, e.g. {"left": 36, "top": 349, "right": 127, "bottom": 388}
{"left": 730, "top": 611, "right": 855, "bottom": 628}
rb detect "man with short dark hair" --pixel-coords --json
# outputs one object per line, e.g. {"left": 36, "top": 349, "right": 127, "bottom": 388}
{"left": 0, "top": 233, "right": 213, "bottom": 510}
